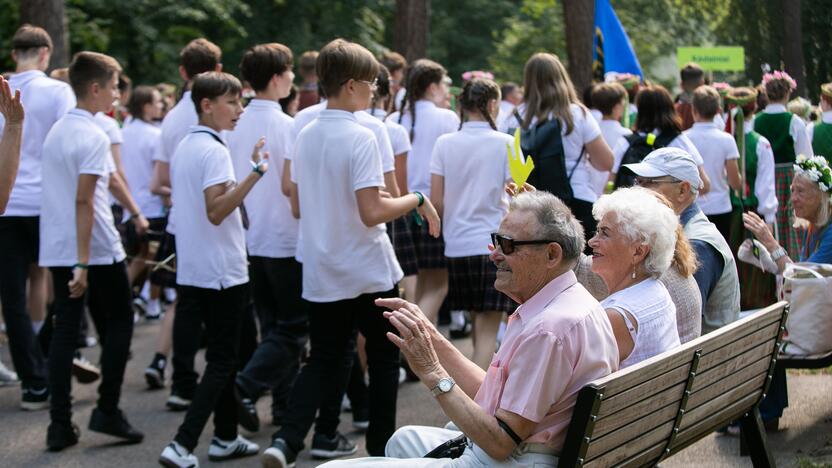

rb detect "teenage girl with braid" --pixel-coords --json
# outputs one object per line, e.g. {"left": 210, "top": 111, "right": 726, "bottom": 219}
{"left": 388, "top": 59, "right": 459, "bottom": 323}
{"left": 429, "top": 78, "right": 516, "bottom": 369}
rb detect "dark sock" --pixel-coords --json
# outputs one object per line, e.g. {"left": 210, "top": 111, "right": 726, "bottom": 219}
{"left": 153, "top": 353, "right": 167, "bottom": 369}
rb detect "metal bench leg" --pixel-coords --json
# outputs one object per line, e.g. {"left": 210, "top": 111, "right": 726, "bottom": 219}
{"left": 739, "top": 408, "right": 775, "bottom": 468}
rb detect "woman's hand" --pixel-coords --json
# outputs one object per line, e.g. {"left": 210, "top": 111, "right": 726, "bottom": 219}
{"left": 743, "top": 212, "right": 778, "bottom": 251}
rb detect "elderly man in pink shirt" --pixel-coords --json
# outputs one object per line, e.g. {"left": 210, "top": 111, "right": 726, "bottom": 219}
{"left": 318, "top": 191, "right": 619, "bottom": 468}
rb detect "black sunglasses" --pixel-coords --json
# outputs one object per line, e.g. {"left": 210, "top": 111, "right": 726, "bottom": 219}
{"left": 490, "top": 233, "right": 558, "bottom": 255}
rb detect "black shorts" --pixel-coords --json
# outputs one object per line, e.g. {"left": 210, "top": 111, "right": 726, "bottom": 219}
{"left": 387, "top": 216, "right": 418, "bottom": 277}
{"left": 408, "top": 213, "right": 446, "bottom": 270}
{"left": 447, "top": 255, "right": 516, "bottom": 313}
{"left": 149, "top": 231, "right": 177, "bottom": 288}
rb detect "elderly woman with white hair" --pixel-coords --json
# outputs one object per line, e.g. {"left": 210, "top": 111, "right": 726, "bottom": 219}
{"left": 588, "top": 186, "right": 683, "bottom": 367}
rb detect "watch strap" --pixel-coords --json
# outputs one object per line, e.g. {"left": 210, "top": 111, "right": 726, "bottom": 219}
{"left": 431, "top": 377, "right": 455, "bottom": 397}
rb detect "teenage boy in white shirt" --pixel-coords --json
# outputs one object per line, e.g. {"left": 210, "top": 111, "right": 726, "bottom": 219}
{"left": 590, "top": 82, "right": 632, "bottom": 196}
{"left": 225, "top": 43, "right": 304, "bottom": 433}
{"left": 0, "top": 25, "right": 73, "bottom": 411}
{"left": 685, "top": 85, "right": 741, "bottom": 241}
{"left": 147, "top": 38, "right": 223, "bottom": 410}
{"left": 262, "top": 39, "right": 440, "bottom": 467}
{"left": 159, "top": 71, "right": 265, "bottom": 467}
{"left": 40, "top": 51, "right": 148, "bottom": 452}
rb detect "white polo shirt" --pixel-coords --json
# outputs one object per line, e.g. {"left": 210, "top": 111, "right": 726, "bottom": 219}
{"left": 291, "top": 100, "right": 327, "bottom": 142}
{"left": 430, "top": 122, "right": 512, "bottom": 257}
{"left": 171, "top": 126, "right": 248, "bottom": 290}
{"left": 499, "top": 103, "right": 603, "bottom": 203}
{"left": 291, "top": 110, "right": 402, "bottom": 302}
{"left": 0, "top": 70, "right": 75, "bottom": 216}
{"left": 685, "top": 122, "right": 740, "bottom": 215}
{"left": 389, "top": 100, "right": 460, "bottom": 194}
{"left": 590, "top": 120, "right": 632, "bottom": 195}
{"left": 366, "top": 108, "right": 412, "bottom": 157}
{"left": 39, "top": 109, "right": 125, "bottom": 266}
{"left": 94, "top": 113, "right": 124, "bottom": 144}
{"left": 226, "top": 99, "right": 298, "bottom": 259}
{"left": 160, "top": 91, "right": 199, "bottom": 235}
{"left": 121, "top": 118, "right": 166, "bottom": 218}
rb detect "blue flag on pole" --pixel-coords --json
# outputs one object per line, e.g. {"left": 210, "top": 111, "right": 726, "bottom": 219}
{"left": 593, "top": 0, "right": 643, "bottom": 78}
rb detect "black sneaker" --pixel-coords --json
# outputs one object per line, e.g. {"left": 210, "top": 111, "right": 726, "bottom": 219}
{"left": 144, "top": 356, "right": 166, "bottom": 390}
{"left": 234, "top": 385, "right": 260, "bottom": 433}
{"left": 88, "top": 408, "right": 144, "bottom": 443}
{"left": 262, "top": 437, "right": 297, "bottom": 468}
{"left": 46, "top": 421, "right": 80, "bottom": 452}
{"left": 72, "top": 354, "right": 101, "bottom": 384}
{"left": 21, "top": 385, "right": 49, "bottom": 411}
{"left": 309, "top": 432, "right": 357, "bottom": 459}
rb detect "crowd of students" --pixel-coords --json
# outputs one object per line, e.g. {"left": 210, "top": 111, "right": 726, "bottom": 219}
{"left": 0, "top": 22, "right": 831, "bottom": 468}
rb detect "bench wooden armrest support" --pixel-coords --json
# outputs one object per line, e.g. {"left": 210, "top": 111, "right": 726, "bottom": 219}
{"left": 559, "top": 301, "right": 789, "bottom": 468}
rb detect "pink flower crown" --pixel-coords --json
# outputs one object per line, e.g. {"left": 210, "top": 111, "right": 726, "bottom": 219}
{"left": 762, "top": 70, "right": 797, "bottom": 91}
{"left": 461, "top": 70, "right": 494, "bottom": 82}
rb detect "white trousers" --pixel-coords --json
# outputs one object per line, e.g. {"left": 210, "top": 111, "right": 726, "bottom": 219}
{"left": 318, "top": 425, "right": 559, "bottom": 467}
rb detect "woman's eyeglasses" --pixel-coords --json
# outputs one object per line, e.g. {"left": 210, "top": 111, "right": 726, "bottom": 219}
{"left": 490, "top": 233, "right": 559, "bottom": 255}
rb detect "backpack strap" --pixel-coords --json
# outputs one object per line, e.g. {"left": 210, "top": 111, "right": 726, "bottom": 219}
{"left": 513, "top": 109, "right": 523, "bottom": 128}
{"left": 568, "top": 148, "right": 585, "bottom": 181}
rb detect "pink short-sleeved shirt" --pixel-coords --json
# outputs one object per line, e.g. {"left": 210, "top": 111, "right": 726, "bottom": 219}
{"left": 473, "top": 270, "right": 619, "bottom": 451}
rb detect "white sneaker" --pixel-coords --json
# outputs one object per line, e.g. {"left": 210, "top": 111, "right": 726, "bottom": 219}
{"left": 159, "top": 441, "right": 198, "bottom": 468}
{"left": 146, "top": 299, "right": 162, "bottom": 318}
{"left": 0, "top": 361, "right": 19, "bottom": 386}
{"left": 207, "top": 435, "right": 259, "bottom": 461}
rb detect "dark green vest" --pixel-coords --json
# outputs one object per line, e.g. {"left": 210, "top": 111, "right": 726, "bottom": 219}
{"left": 812, "top": 121, "right": 832, "bottom": 165}
{"left": 753, "top": 112, "right": 796, "bottom": 164}
{"left": 731, "top": 131, "right": 762, "bottom": 210}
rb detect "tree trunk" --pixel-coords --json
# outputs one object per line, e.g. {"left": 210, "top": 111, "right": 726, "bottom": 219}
{"left": 19, "top": 0, "right": 69, "bottom": 69}
{"left": 394, "top": 0, "right": 429, "bottom": 62}
{"left": 562, "top": 0, "right": 595, "bottom": 94}
{"left": 781, "top": 0, "right": 806, "bottom": 97}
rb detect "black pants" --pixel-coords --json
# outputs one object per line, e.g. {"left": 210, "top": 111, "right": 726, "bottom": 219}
{"left": 173, "top": 283, "right": 249, "bottom": 451}
{"left": 567, "top": 198, "right": 598, "bottom": 253}
{"left": 48, "top": 262, "right": 134, "bottom": 425}
{"left": 0, "top": 216, "right": 48, "bottom": 388}
{"left": 275, "top": 288, "right": 400, "bottom": 456}
{"left": 237, "top": 257, "right": 307, "bottom": 419}
{"left": 706, "top": 212, "right": 733, "bottom": 244}
{"left": 172, "top": 285, "right": 257, "bottom": 400}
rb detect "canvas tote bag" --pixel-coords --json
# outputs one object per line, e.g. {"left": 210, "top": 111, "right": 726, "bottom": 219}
{"left": 780, "top": 263, "right": 832, "bottom": 355}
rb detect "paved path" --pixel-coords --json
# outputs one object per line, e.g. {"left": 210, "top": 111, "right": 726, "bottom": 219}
{"left": 0, "top": 318, "right": 830, "bottom": 467}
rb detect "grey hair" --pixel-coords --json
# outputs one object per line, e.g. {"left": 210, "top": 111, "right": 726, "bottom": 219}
{"left": 792, "top": 172, "right": 831, "bottom": 229}
{"left": 592, "top": 186, "right": 678, "bottom": 278}
{"left": 509, "top": 191, "right": 585, "bottom": 264}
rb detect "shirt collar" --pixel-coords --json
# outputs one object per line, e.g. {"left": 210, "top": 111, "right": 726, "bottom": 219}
{"left": 744, "top": 120, "right": 754, "bottom": 134}
{"left": 512, "top": 270, "right": 578, "bottom": 323}
{"left": 68, "top": 108, "right": 95, "bottom": 120}
{"left": 190, "top": 124, "right": 223, "bottom": 141}
{"left": 763, "top": 103, "right": 787, "bottom": 114}
{"left": 366, "top": 108, "right": 386, "bottom": 119}
{"left": 12, "top": 69, "right": 46, "bottom": 80}
{"left": 462, "top": 121, "right": 491, "bottom": 130}
{"left": 822, "top": 110, "right": 832, "bottom": 124}
{"left": 247, "top": 98, "right": 283, "bottom": 113}
{"left": 416, "top": 99, "right": 438, "bottom": 110}
{"left": 680, "top": 202, "right": 702, "bottom": 226}
{"left": 318, "top": 109, "right": 358, "bottom": 122}
{"left": 692, "top": 121, "right": 717, "bottom": 129}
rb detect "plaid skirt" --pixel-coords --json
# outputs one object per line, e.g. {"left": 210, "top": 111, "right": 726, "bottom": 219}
{"left": 447, "top": 255, "right": 516, "bottom": 313}
{"left": 774, "top": 165, "right": 801, "bottom": 257}
{"left": 729, "top": 208, "right": 777, "bottom": 310}
{"left": 387, "top": 216, "right": 418, "bottom": 276}
{"left": 409, "top": 212, "right": 446, "bottom": 270}
{"left": 149, "top": 231, "right": 177, "bottom": 288}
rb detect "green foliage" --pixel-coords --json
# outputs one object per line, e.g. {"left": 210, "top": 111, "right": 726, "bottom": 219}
{"left": 0, "top": 0, "right": 20, "bottom": 73}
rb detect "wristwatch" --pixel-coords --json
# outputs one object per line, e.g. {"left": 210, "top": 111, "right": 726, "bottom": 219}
{"left": 431, "top": 377, "right": 456, "bottom": 397}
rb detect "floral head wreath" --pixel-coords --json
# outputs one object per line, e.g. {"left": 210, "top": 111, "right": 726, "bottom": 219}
{"left": 725, "top": 88, "right": 758, "bottom": 107}
{"left": 712, "top": 82, "right": 732, "bottom": 96}
{"left": 612, "top": 73, "right": 640, "bottom": 90}
{"left": 461, "top": 70, "right": 494, "bottom": 82}
{"left": 794, "top": 154, "right": 832, "bottom": 203}
{"left": 762, "top": 70, "right": 797, "bottom": 91}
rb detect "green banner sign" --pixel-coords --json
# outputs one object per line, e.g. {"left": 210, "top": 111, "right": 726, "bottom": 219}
{"left": 677, "top": 46, "right": 745, "bottom": 71}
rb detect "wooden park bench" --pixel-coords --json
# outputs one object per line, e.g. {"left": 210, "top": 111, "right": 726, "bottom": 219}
{"left": 558, "top": 301, "right": 789, "bottom": 467}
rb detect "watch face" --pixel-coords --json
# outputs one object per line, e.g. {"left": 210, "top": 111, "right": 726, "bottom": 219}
{"left": 439, "top": 379, "right": 453, "bottom": 392}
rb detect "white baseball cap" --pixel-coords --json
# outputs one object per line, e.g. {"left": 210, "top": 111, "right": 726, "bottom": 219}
{"left": 624, "top": 147, "right": 702, "bottom": 190}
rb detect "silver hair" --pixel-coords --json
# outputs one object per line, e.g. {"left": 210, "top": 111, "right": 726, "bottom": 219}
{"left": 592, "top": 186, "right": 678, "bottom": 278}
{"left": 793, "top": 172, "right": 831, "bottom": 228}
{"left": 509, "top": 191, "right": 585, "bottom": 263}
